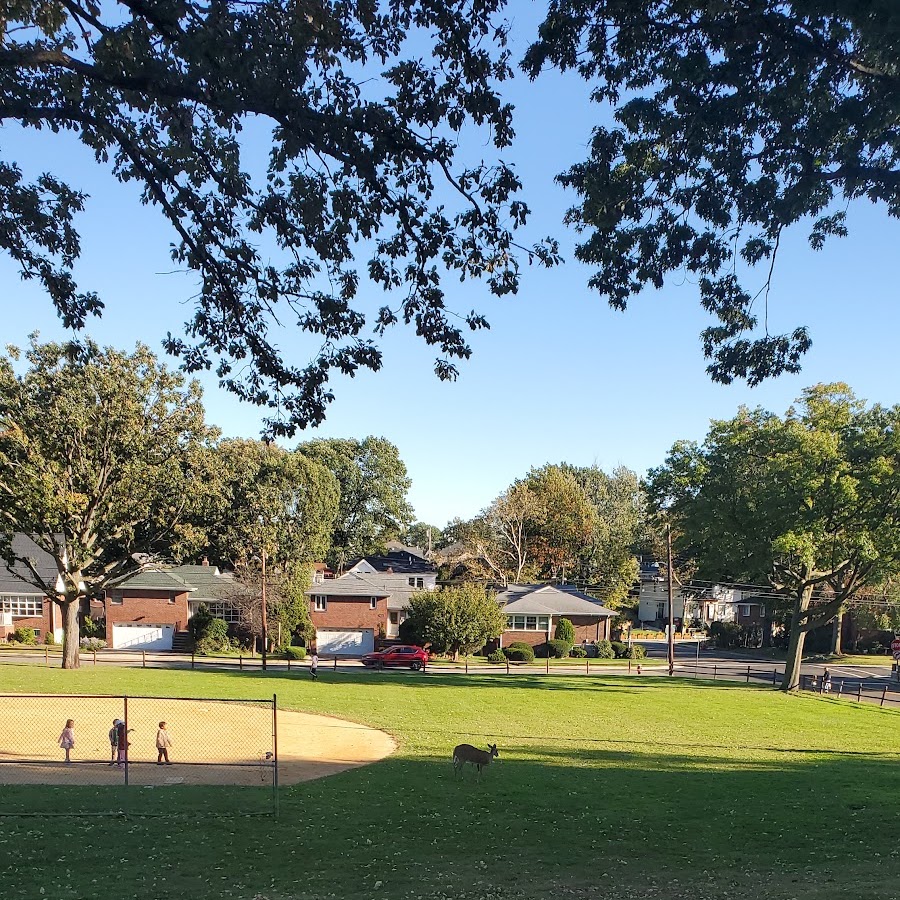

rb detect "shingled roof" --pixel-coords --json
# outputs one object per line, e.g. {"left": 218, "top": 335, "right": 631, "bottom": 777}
{"left": 0, "top": 534, "right": 60, "bottom": 595}
{"left": 495, "top": 584, "right": 616, "bottom": 618}
{"left": 305, "top": 572, "right": 390, "bottom": 597}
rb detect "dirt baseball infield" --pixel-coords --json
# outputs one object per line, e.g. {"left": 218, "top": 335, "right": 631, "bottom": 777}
{"left": 0, "top": 694, "right": 396, "bottom": 787}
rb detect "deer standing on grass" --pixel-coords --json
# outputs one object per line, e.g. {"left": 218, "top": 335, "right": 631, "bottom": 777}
{"left": 453, "top": 743, "right": 498, "bottom": 776}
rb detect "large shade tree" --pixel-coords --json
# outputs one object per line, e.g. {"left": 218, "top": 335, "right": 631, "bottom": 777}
{"left": 526, "top": 1, "right": 900, "bottom": 386}
{"left": 2, "top": 0, "right": 558, "bottom": 437}
{"left": 297, "top": 436, "right": 412, "bottom": 570}
{"left": 647, "top": 384, "right": 900, "bottom": 691}
{"left": 0, "top": 338, "right": 214, "bottom": 667}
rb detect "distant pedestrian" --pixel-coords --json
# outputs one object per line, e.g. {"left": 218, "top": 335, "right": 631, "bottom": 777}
{"left": 108, "top": 719, "right": 120, "bottom": 765}
{"left": 116, "top": 719, "right": 132, "bottom": 767}
{"left": 823, "top": 668, "right": 832, "bottom": 694}
{"left": 310, "top": 652, "right": 318, "bottom": 681}
{"left": 58, "top": 719, "right": 75, "bottom": 764}
{"left": 156, "top": 721, "right": 173, "bottom": 765}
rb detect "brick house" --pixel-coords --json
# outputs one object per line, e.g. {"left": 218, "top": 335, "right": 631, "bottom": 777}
{"left": 103, "top": 562, "right": 239, "bottom": 650}
{"left": 307, "top": 572, "right": 391, "bottom": 655}
{"left": 0, "top": 534, "right": 64, "bottom": 643}
{"left": 496, "top": 584, "right": 617, "bottom": 651}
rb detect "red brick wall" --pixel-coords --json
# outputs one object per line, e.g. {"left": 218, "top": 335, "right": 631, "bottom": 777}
{"left": 0, "top": 603, "right": 55, "bottom": 641}
{"left": 310, "top": 595, "right": 388, "bottom": 631}
{"left": 502, "top": 616, "right": 611, "bottom": 648}
{"left": 104, "top": 590, "right": 190, "bottom": 643}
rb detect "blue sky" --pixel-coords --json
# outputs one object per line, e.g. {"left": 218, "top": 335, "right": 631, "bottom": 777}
{"left": 3, "top": 10, "right": 900, "bottom": 527}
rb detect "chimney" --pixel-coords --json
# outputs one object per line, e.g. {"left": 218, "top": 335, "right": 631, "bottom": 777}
{"left": 201, "top": 556, "right": 209, "bottom": 567}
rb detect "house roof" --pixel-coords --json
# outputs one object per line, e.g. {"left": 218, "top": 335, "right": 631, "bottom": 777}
{"left": 112, "top": 565, "right": 238, "bottom": 601}
{"left": 347, "top": 549, "right": 437, "bottom": 576}
{"left": 0, "top": 534, "right": 60, "bottom": 595}
{"left": 496, "top": 584, "right": 617, "bottom": 618}
{"left": 306, "top": 572, "right": 390, "bottom": 598}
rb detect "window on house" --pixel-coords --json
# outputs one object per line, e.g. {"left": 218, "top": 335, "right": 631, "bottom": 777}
{"left": 415, "top": 577, "right": 424, "bottom": 589}
{"left": 203, "top": 602, "right": 243, "bottom": 623}
{"left": 656, "top": 602, "right": 665, "bottom": 619}
{"left": 506, "top": 614, "right": 550, "bottom": 631}
{"left": 370, "top": 597, "right": 378, "bottom": 610}
{"left": 0, "top": 595, "right": 44, "bottom": 617}
{"left": 168, "top": 592, "right": 176, "bottom": 605}
{"left": 408, "top": 577, "right": 416, "bottom": 587}
{"left": 739, "top": 604, "right": 751, "bottom": 617}
{"left": 313, "top": 595, "right": 327, "bottom": 612}
{"left": 110, "top": 592, "right": 123, "bottom": 605}
{"left": 389, "top": 612, "right": 399, "bottom": 624}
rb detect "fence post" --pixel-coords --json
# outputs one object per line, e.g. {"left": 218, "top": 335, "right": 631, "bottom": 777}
{"left": 746, "top": 665, "right": 750, "bottom": 684}
{"left": 882, "top": 686, "right": 888, "bottom": 708}
{"left": 123, "top": 695, "right": 129, "bottom": 787}
{"left": 858, "top": 682, "right": 862, "bottom": 702}
{"left": 838, "top": 680, "right": 844, "bottom": 697}
{"left": 44, "top": 646, "right": 48, "bottom": 666}
{"left": 465, "top": 656, "right": 468, "bottom": 675}
{"left": 334, "top": 656, "right": 337, "bottom": 671}
{"left": 628, "top": 659, "right": 631, "bottom": 674}
{"left": 713, "top": 665, "right": 717, "bottom": 680}
{"left": 191, "top": 652, "right": 195, "bottom": 670}
{"left": 142, "top": 650, "right": 146, "bottom": 669}
{"left": 272, "top": 694, "right": 279, "bottom": 818}
{"left": 586, "top": 656, "right": 589, "bottom": 676}
{"left": 239, "top": 655, "right": 243, "bottom": 671}
{"left": 772, "top": 669, "right": 777, "bottom": 686}
{"left": 287, "top": 657, "right": 291, "bottom": 672}
{"left": 506, "top": 656, "right": 510, "bottom": 675}
{"left": 93, "top": 650, "right": 97, "bottom": 666}
{"left": 545, "top": 653, "right": 550, "bottom": 675}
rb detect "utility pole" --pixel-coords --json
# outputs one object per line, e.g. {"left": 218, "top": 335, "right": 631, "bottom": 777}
{"left": 261, "top": 546, "right": 268, "bottom": 672}
{"left": 667, "top": 523, "right": 675, "bottom": 677}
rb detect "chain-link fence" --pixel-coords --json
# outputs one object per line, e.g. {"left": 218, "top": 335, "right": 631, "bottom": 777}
{"left": 0, "top": 694, "right": 277, "bottom": 816}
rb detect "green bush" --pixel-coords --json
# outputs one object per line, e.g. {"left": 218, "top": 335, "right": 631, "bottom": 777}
{"left": 283, "top": 646, "right": 307, "bottom": 660}
{"left": 196, "top": 617, "right": 230, "bottom": 654}
{"left": 80, "top": 616, "right": 106, "bottom": 639}
{"left": 610, "top": 641, "right": 627, "bottom": 658}
{"left": 545, "top": 638, "right": 572, "bottom": 658}
{"left": 625, "top": 643, "right": 647, "bottom": 660}
{"left": 594, "top": 640, "right": 615, "bottom": 659}
{"left": 79, "top": 637, "right": 107, "bottom": 651}
{"left": 709, "top": 620, "right": 742, "bottom": 649}
{"left": 554, "top": 617, "right": 576, "bottom": 644}
{"left": 12, "top": 627, "right": 36, "bottom": 645}
{"left": 44, "top": 631, "right": 56, "bottom": 646}
{"left": 504, "top": 641, "right": 535, "bottom": 663}
{"left": 569, "top": 646, "right": 587, "bottom": 658}
{"left": 487, "top": 648, "right": 506, "bottom": 663}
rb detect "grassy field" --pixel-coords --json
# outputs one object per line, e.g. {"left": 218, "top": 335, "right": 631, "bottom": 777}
{"left": 0, "top": 665, "right": 898, "bottom": 900}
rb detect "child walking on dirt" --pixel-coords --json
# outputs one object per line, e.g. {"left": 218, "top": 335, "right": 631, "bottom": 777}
{"left": 156, "top": 721, "right": 173, "bottom": 765}
{"left": 116, "top": 719, "right": 132, "bottom": 767}
{"left": 58, "top": 719, "right": 75, "bottom": 764}
{"left": 108, "top": 719, "right": 120, "bottom": 765}
{"left": 310, "top": 651, "right": 318, "bottom": 681}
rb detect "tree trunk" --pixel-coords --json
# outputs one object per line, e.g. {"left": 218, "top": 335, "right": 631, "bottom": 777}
{"left": 61, "top": 599, "right": 81, "bottom": 669}
{"left": 781, "top": 587, "right": 812, "bottom": 692}
{"left": 831, "top": 609, "right": 844, "bottom": 656}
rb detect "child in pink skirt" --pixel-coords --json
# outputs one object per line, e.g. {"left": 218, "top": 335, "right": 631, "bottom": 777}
{"left": 58, "top": 719, "right": 75, "bottom": 764}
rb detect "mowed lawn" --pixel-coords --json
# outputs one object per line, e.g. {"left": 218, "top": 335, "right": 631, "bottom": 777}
{"left": 0, "top": 666, "right": 898, "bottom": 900}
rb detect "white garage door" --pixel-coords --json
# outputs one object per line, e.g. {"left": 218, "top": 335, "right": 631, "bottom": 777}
{"left": 315, "top": 628, "right": 374, "bottom": 656}
{"left": 111, "top": 624, "right": 175, "bottom": 651}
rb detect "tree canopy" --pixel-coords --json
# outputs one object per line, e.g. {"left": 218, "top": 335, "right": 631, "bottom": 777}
{"left": 2, "top": 0, "right": 559, "bottom": 436}
{"left": 647, "top": 384, "right": 900, "bottom": 689}
{"left": 0, "top": 337, "right": 213, "bottom": 667}
{"left": 526, "top": 1, "right": 900, "bottom": 386}
{"left": 296, "top": 436, "right": 412, "bottom": 569}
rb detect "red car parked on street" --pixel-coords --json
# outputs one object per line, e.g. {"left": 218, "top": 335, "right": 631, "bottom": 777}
{"left": 361, "top": 645, "right": 429, "bottom": 671}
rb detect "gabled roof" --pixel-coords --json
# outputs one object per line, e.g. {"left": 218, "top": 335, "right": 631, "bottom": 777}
{"left": 0, "top": 534, "right": 60, "bottom": 595}
{"left": 306, "top": 572, "right": 390, "bottom": 598}
{"left": 347, "top": 549, "right": 437, "bottom": 576}
{"left": 111, "top": 565, "right": 238, "bottom": 601}
{"left": 496, "top": 584, "right": 617, "bottom": 618}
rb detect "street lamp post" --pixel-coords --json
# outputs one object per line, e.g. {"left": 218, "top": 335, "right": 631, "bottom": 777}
{"left": 260, "top": 546, "right": 268, "bottom": 672}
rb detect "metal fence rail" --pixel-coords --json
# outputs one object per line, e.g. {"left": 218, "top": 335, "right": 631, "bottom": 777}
{"left": 0, "top": 693, "right": 278, "bottom": 816}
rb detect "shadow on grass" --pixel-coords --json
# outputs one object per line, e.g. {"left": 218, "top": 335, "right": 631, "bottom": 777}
{"left": 2, "top": 748, "right": 899, "bottom": 899}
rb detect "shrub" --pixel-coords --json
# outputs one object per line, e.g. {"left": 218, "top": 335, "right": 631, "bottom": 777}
{"left": 80, "top": 616, "right": 106, "bottom": 639}
{"left": 545, "top": 638, "right": 572, "bottom": 659}
{"left": 554, "top": 617, "right": 576, "bottom": 644}
{"left": 625, "top": 643, "right": 646, "bottom": 660}
{"left": 12, "top": 627, "right": 36, "bottom": 645}
{"left": 44, "top": 631, "right": 56, "bottom": 646}
{"left": 503, "top": 641, "right": 535, "bottom": 663}
{"left": 569, "top": 646, "right": 587, "bottom": 658}
{"left": 283, "top": 646, "right": 306, "bottom": 660}
{"left": 196, "top": 617, "right": 230, "bottom": 654}
{"left": 610, "top": 640, "right": 627, "bottom": 658}
{"left": 594, "top": 640, "right": 615, "bottom": 659}
{"left": 487, "top": 648, "right": 506, "bottom": 663}
{"left": 709, "top": 620, "right": 742, "bottom": 649}
{"left": 79, "top": 637, "right": 107, "bottom": 651}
